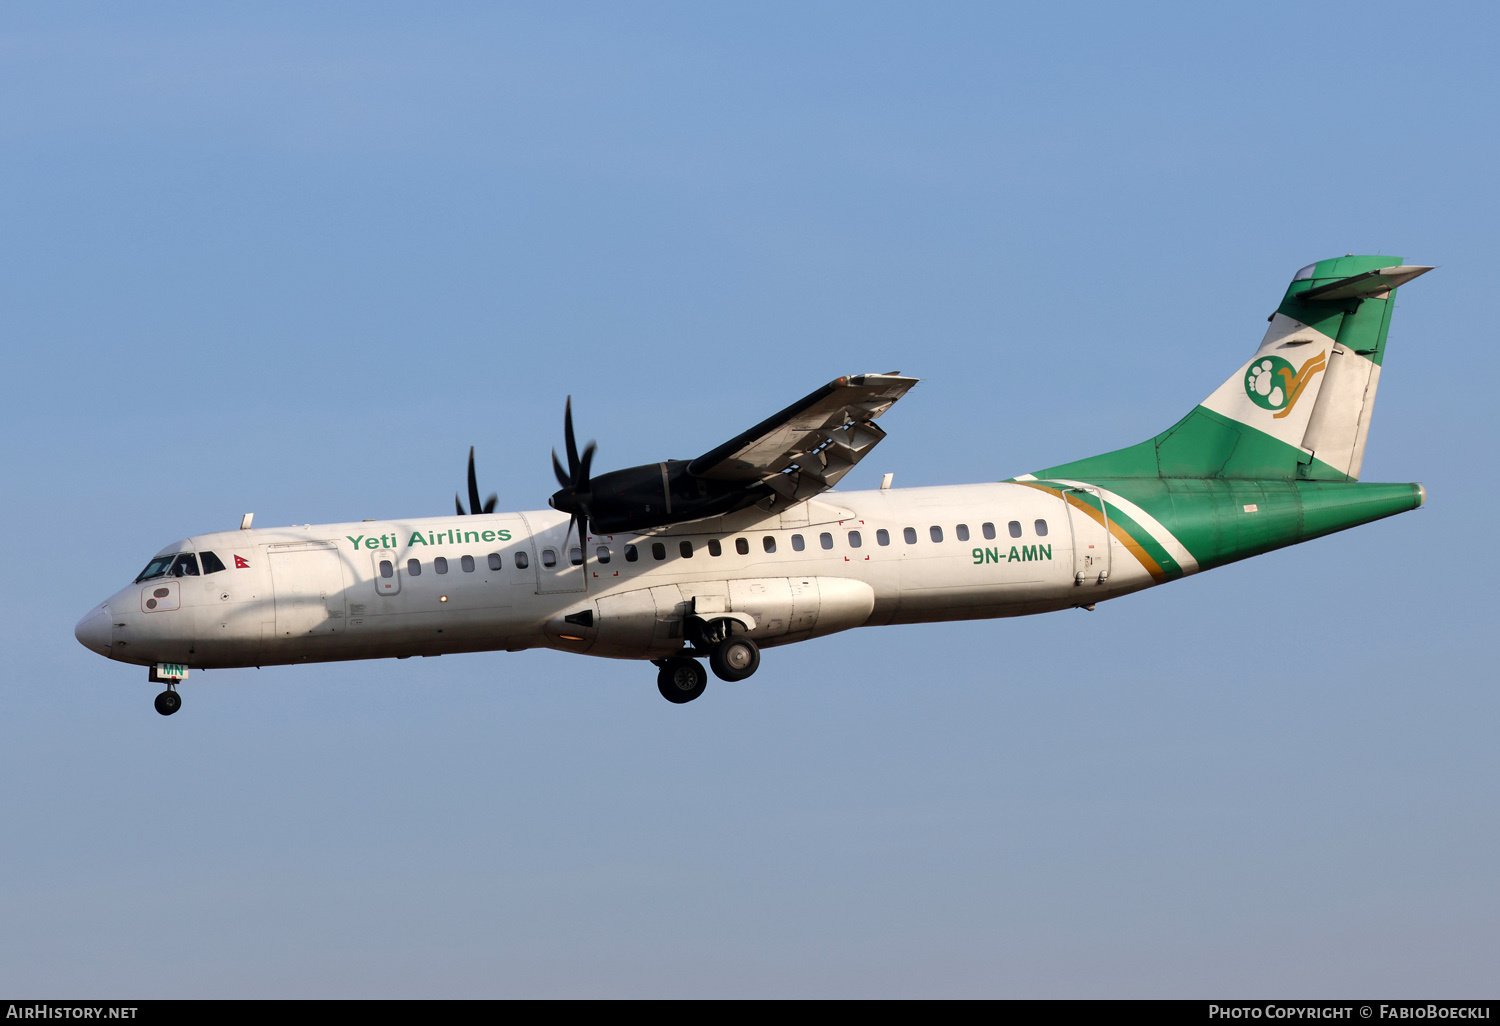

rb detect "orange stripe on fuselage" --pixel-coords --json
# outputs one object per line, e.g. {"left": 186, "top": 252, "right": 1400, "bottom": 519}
{"left": 1014, "top": 481, "right": 1167, "bottom": 581}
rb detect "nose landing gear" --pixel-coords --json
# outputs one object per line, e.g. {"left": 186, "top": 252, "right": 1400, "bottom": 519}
{"left": 153, "top": 686, "right": 181, "bottom": 716}
{"left": 149, "top": 666, "right": 187, "bottom": 716}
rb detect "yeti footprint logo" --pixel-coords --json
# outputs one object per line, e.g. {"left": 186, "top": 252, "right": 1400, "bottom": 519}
{"left": 1246, "top": 357, "right": 1289, "bottom": 408}
{"left": 1244, "top": 352, "right": 1328, "bottom": 419}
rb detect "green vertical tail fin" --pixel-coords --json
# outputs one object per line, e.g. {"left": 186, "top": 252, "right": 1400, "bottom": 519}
{"left": 1032, "top": 256, "right": 1433, "bottom": 482}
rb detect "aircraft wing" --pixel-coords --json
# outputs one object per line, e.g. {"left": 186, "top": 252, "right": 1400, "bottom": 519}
{"left": 687, "top": 373, "right": 919, "bottom": 502}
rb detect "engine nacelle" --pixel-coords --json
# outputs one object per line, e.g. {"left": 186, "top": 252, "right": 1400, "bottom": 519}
{"left": 543, "top": 576, "right": 876, "bottom": 659}
{"left": 553, "top": 460, "right": 774, "bottom": 534}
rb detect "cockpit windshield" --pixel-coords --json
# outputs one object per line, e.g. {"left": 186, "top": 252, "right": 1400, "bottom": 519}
{"left": 135, "top": 556, "right": 175, "bottom": 583}
{"left": 134, "top": 552, "right": 201, "bottom": 583}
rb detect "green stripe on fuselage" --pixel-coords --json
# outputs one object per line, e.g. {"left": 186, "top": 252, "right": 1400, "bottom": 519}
{"left": 1029, "top": 481, "right": 1185, "bottom": 580}
{"left": 1047, "top": 478, "right": 1422, "bottom": 571}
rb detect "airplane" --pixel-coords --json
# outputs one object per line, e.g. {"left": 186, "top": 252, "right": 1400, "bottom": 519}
{"left": 75, "top": 255, "right": 1432, "bottom": 715}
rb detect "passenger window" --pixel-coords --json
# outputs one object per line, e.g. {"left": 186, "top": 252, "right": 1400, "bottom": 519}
{"left": 763, "top": 536, "right": 777, "bottom": 553}
{"left": 904, "top": 527, "right": 917, "bottom": 545}
{"left": 652, "top": 543, "right": 666, "bottom": 560}
{"left": 625, "top": 544, "right": 639, "bottom": 562}
{"left": 408, "top": 559, "right": 422, "bottom": 576}
{"left": 199, "top": 551, "right": 227, "bottom": 575}
{"left": 1035, "top": 520, "right": 1049, "bottom": 537}
{"left": 735, "top": 538, "right": 749, "bottom": 555}
{"left": 461, "top": 554, "right": 475, "bottom": 573}
{"left": 982, "top": 522, "right": 996, "bottom": 540}
{"left": 488, "top": 553, "right": 503, "bottom": 571}
{"left": 708, "top": 539, "right": 722, "bottom": 557}
{"left": 956, "top": 524, "right": 970, "bottom": 542}
{"left": 679, "top": 541, "right": 694, "bottom": 558}
{"left": 791, "top": 534, "right": 804, "bottom": 552}
{"left": 569, "top": 547, "right": 583, "bottom": 566}
{"left": 930, "top": 526, "right": 944, "bottom": 543}
{"left": 876, "top": 529, "right": 890, "bottom": 546}
{"left": 1009, "top": 521, "right": 1023, "bottom": 538}
{"left": 820, "top": 532, "right": 833, "bottom": 550}
{"left": 170, "top": 553, "right": 200, "bottom": 577}
{"left": 848, "top": 531, "right": 862, "bottom": 548}
{"left": 380, "top": 560, "right": 394, "bottom": 579}
{"left": 542, "top": 549, "right": 557, "bottom": 568}
{"left": 596, "top": 546, "right": 611, "bottom": 563}
{"left": 435, "top": 556, "right": 449, "bottom": 575}
{"left": 514, "top": 550, "right": 530, "bottom": 569}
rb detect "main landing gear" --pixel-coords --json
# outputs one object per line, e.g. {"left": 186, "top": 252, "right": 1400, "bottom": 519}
{"left": 709, "top": 636, "right": 759, "bottom": 682}
{"left": 154, "top": 686, "right": 181, "bottom": 716}
{"left": 654, "top": 622, "right": 763, "bottom": 703}
{"left": 656, "top": 658, "right": 708, "bottom": 704}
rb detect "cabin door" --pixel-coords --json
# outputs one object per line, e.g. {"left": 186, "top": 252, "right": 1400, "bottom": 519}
{"left": 1064, "top": 487, "right": 1113, "bottom": 588}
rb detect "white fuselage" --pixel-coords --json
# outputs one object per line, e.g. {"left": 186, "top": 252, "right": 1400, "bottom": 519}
{"left": 80, "top": 481, "right": 1154, "bottom": 671}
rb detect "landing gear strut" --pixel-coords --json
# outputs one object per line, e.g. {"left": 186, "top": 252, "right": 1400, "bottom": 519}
{"left": 656, "top": 658, "right": 708, "bottom": 704}
{"left": 154, "top": 686, "right": 181, "bottom": 716}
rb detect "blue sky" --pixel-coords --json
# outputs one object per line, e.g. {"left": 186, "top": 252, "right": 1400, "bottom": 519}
{"left": 2, "top": 2, "right": 1496, "bottom": 997}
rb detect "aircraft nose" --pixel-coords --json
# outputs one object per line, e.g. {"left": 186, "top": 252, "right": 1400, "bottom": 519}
{"left": 74, "top": 604, "right": 113, "bottom": 658}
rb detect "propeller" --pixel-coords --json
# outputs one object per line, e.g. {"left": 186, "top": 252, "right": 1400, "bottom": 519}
{"left": 548, "top": 396, "right": 597, "bottom": 547}
{"left": 455, "top": 446, "right": 498, "bottom": 516}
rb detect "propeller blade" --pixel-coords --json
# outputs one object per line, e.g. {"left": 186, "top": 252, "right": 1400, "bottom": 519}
{"left": 579, "top": 441, "right": 596, "bottom": 484}
{"left": 466, "top": 446, "right": 483, "bottom": 516}
{"left": 563, "top": 396, "right": 580, "bottom": 478}
{"left": 455, "top": 495, "right": 466, "bottom": 516}
{"left": 482, "top": 495, "right": 497, "bottom": 514}
{"left": 549, "top": 396, "right": 598, "bottom": 529}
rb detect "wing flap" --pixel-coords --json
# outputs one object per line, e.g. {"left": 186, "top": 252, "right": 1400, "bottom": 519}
{"left": 688, "top": 374, "right": 918, "bottom": 500}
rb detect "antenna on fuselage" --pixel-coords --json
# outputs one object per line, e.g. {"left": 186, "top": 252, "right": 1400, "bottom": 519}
{"left": 239, "top": 513, "right": 254, "bottom": 530}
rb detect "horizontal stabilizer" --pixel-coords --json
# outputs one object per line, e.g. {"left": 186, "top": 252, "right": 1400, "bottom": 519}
{"left": 1299, "top": 265, "right": 1434, "bottom": 302}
